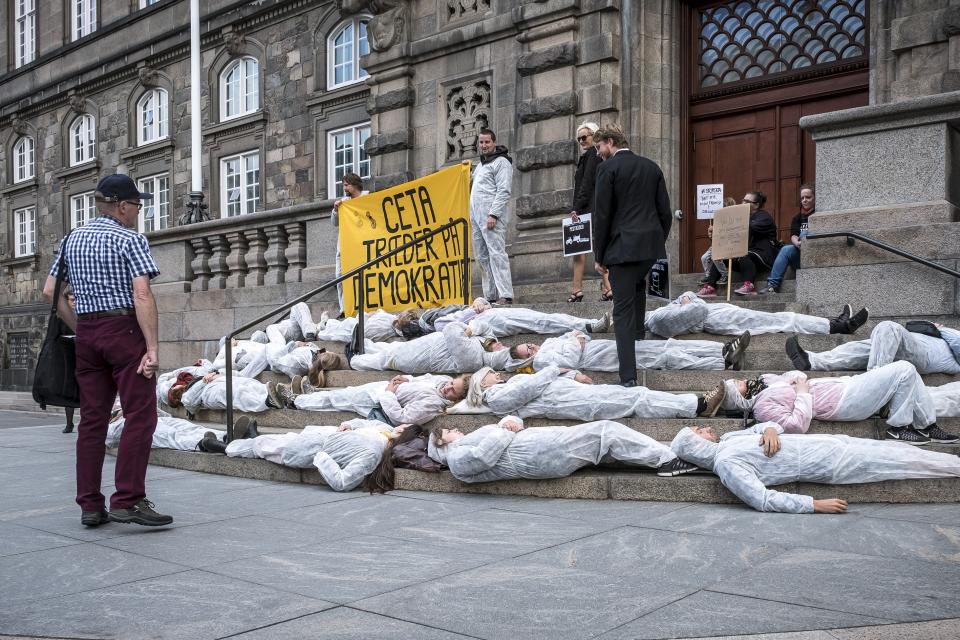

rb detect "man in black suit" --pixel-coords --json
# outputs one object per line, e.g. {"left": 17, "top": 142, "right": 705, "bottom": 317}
{"left": 592, "top": 124, "right": 672, "bottom": 386}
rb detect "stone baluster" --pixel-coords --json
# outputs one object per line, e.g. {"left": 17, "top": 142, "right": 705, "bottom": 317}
{"left": 209, "top": 234, "right": 231, "bottom": 289}
{"left": 283, "top": 221, "right": 306, "bottom": 284}
{"left": 189, "top": 238, "right": 212, "bottom": 291}
{"left": 244, "top": 229, "right": 268, "bottom": 287}
{"left": 264, "top": 224, "right": 288, "bottom": 285}
{"left": 224, "top": 231, "right": 249, "bottom": 288}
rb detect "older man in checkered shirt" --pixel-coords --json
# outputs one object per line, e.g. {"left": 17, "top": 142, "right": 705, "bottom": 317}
{"left": 43, "top": 174, "right": 173, "bottom": 528}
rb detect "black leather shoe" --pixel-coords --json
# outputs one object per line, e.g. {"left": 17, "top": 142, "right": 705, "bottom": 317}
{"left": 62, "top": 424, "right": 74, "bottom": 434}
{"left": 81, "top": 510, "right": 109, "bottom": 527}
{"left": 198, "top": 432, "right": 228, "bottom": 454}
{"left": 109, "top": 498, "right": 173, "bottom": 527}
{"left": 621, "top": 380, "right": 638, "bottom": 388}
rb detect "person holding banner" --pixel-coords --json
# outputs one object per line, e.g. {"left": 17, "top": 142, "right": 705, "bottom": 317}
{"left": 568, "top": 122, "right": 612, "bottom": 302}
{"left": 592, "top": 124, "right": 672, "bottom": 387}
{"left": 470, "top": 129, "right": 515, "bottom": 305}
{"left": 331, "top": 173, "right": 368, "bottom": 315}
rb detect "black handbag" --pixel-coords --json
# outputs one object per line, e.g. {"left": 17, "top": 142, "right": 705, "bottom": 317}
{"left": 32, "top": 233, "right": 80, "bottom": 410}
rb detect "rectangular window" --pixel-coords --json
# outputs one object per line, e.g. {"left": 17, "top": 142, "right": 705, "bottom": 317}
{"left": 72, "top": 0, "right": 96, "bottom": 41}
{"left": 70, "top": 192, "right": 96, "bottom": 228}
{"left": 139, "top": 0, "right": 160, "bottom": 7}
{"left": 221, "top": 151, "right": 260, "bottom": 217}
{"left": 137, "top": 174, "right": 170, "bottom": 232}
{"left": 14, "top": 206, "right": 36, "bottom": 257}
{"left": 328, "top": 123, "right": 371, "bottom": 198}
{"left": 15, "top": 0, "right": 36, "bottom": 68}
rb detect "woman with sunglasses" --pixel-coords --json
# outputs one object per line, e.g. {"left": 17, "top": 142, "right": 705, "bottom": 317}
{"left": 568, "top": 122, "right": 612, "bottom": 302}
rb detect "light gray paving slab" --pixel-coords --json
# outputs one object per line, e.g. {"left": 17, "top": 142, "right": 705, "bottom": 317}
{"left": 490, "top": 497, "right": 693, "bottom": 525}
{"left": 6, "top": 506, "right": 123, "bottom": 541}
{"left": 707, "top": 547, "right": 960, "bottom": 622}
{"left": 595, "top": 591, "right": 888, "bottom": 640}
{"left": 355, "top": 553, "right": 698, "bottom": 640}
{"left": 95, "top": 515, "right": 323, "bottom": 567}
{"left": 0, "top": 569, "right": 334, "bottom": 640}
{"left": 860, "top": 502, "right": 960, "bottom": 526}
{"left": 144, "top": 472, "right": 274, "bottom": 498}
{"left": 0, "top": 521, "right": 82, "bottom": 557}
{"left": 0, "top": 542, "right": 185, "bottom": 604}
{"left": 389, "top": 507, "right": 615, "bottom": 558}
{"left": 828, "top": 618, "right": 960, "bottom": 640}
{"left": 230, "top": 607, "right": 474, "bottom": 639}
{"left": 208, "top": 534, "right": 501, "bottom": 604}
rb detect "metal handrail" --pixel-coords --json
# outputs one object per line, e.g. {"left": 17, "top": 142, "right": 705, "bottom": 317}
{"left": 805, "top": 231, "right": 960, "bottom": 280}
{"left": 222, "top": 217, "right": 471, "bottom": 441}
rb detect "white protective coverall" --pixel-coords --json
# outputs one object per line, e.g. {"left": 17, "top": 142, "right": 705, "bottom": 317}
{"left": 180, "top": 375, "right": 269, "bottom": 413}
{"left": 314, "top": 309, "right": 399, "bottom": 343}
{"left": 294, "top": 374, "right": 454, "bottom": 426}
{"left": 350, "top": 321, "right": 512, "bottom": 373}
{"left": 533, "top": 331, "right": 725, "bottom": 371}
{"left": 107, "top": 414, "right": 224, "bottom": 451}
{"left": 156, "top": 362, "right": 215, "bottom": 407}
{"left": 225, "top": 419, "right": 393, "bottom": 491}
{"left": 670, "top": 423, "right": 960, "bottom": 513}
{"left": 212, "top": 339, "right": 269, "bottom": 378}
{"left": 470, "top": 152, "right": 514, "bottom": 301}
{"left": 433, "top": 306, "right": 601, "bottom": 337}
{"left": 929, "top": 381, "right": 960, "bottom": 417}
{"left": 806, "top": 321, "right": 960, "bottom": 374}
{"left": 479, "top": 365, "right": 699, "bottom": 420}
{"left": 645, "top": 291, "right": 829, "bottom": 338}
{"left": 429, "top": 416, "right": 676, "bottom": 483}
{"left": 258, "top": 302, "right": 320, "bottom": 378}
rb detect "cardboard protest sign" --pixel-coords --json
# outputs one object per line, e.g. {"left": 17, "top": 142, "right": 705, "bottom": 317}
{"left": 562, "top": 214, "right": 592, "bottom": 257}
{"left": 696, "top": 184, "right": 724, "bottom": 219}
{"left": 338, "top": 164, "right": 471, "bottom": 315}
{"left": 647, "top": 258, "right": 670, "bottom": 299}
{"left": 710, "top": 203, "right": 751, "bottom": 261}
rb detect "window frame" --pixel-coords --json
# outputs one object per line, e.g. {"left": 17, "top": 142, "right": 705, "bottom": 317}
{"left": 70, "top": 191, "right": 96, "bottom": 229}
{"left": 326, "top": 17, "right": 370, "bottom": 90}
{"left": 69, "top": 114, "right": 96, "bottom": 166}
{"left": 327, "top": 123, "right": 371, "bottom": 199}
{"left": 72, "top": 0, "right": 97, "bottom": 41}
{"left": 136, "top": 173, "right": 170, "bottom": 232}
{"left": 12, "top": 136, "right": 35, "bottom": 183}
{"left": 14, "top": 0, "right": 37, "bottom": 68}
{"left": 137, "top": 88, "right": 169, "bottom": 146}
{"left": 139, "top": 0, "right": 160, "bottom": 7}
{"left": 13, "top": 205, "right": 36, "bottom": 257}
{"left": 220, "top": 56, "right": 260, "bottom": 122}
{"left": 219, "top": 150, "right": 260, "bottom": 217}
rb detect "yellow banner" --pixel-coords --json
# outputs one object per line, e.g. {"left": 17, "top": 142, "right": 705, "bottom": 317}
{"left": 339, "top": 164, "right": 472, "bottom": 315}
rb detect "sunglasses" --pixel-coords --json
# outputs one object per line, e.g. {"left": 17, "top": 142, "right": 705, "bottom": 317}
{"left": 577, "top": 135, "right": 590, "bottom": 142}
{"left": 741, "top": 199, "right": 756, "bottom": 205}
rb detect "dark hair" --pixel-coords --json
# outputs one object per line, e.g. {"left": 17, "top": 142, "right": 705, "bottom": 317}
{"left": 509, "top": 344, "right": 524, "bottom": 359}
{"left": 479, "top": 128, "right": 496, "bottom": 142}
{"left": 749, "top": 191, "right": 767, "bottom": 208}
{"left": 342, "top": 173, "right": 363, "bottom": 190}
{"left": 799, "top": 183, "right": 815, "bottom": 194}
{"left": 362, "top": 425, "right": 424, "bottom": 494}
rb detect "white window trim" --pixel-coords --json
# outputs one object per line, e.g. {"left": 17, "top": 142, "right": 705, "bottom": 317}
{"left": 139, "top": 0, "right": 160, "bottom": 8}
{"left": 14, "top": 0, "right": 36, "bottom": 68}
{"left": 327, "top": 122, "right": 371, "bottom": 199}
{"left": 70, "top": 191, "right": 96, "bottom": 229}
{"left": 72, "top": 0, "right": 96, "bottom": 41}
{"left": 220, "top": 57, "right": 260, "bottom": 122}
{"left": 136, "top": 173, "right": 170, "bottom": 232}
{"left": 13, "top": 136, "right": 35, "bottom": 184}
{"left": 326, "top": 17, "right": 370, "bottom": 90}
{"left": 137, "top": 88, "right": 169, "bottom": 146}
{"left": 69, "top": 114, "right": 96, "bottom": 166}
{"left": 220, "top": 151, "right": 260, "bottom": 217}
{"left": 14, "top": 205, "right": 36, "bottom": 257}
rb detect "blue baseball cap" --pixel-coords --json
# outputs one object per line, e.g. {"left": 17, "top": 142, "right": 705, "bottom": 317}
{"left": 95, "top": 174, "right": 153, "bottom": 201}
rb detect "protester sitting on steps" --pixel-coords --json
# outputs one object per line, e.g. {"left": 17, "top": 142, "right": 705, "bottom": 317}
{"left": 761, "top": 184, "right": 815, "bottom": 294}
{"left": 671, "top": 422, "right": 960, "bottom": 514}
{"left": 645, "top": 291, "right": 868, "bottom": 338}
{"left": 716, "top": 362, "right": 957, "bottom": 445}
{"left": 427, "top": 415, "right": 702, "bottom": 482}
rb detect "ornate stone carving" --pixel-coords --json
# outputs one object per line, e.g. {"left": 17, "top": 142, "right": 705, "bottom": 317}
{"left": 243, "top": 229, "right": 268, "bottom": 287}
{"left": 189, "top": 238, "right": 212, "bottom": 292}
{"left": 138, "top": 66, "right": 161, "bottom": 87}
{"left": 223, "top": 31, "right": 245, "bottom": 57}
{"left": 68, "top": 94, "right": 86, "bottom": 115}
{"left": 447, "top": 0, "right": 490, "bottom": 22}
{"left": 340, "top": 0, "right": 407, "bottom": 52}
{"left": 10, "top": 117, "right": 29, "bottom": 136}
{"left": 445, "top": 78, "right": 491, "bottom": 161}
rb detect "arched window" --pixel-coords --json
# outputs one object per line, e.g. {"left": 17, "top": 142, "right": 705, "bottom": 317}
{"left": 328, "top": 17, "right": 369, "bottom": 89}
{"left": 69, "top": 114, "right": 96, "bottom": 166}
{"left": 137, "top": 88, "right": 168, "bottom": 145}
{"left": 13, "top": 136, "right": 35, "bottom": 183}
{"left": 221, "top": 57, "right": 260, "bottom": 121}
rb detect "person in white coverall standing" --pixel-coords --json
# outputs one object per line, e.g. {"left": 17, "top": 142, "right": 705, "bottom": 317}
{"left": 468, "top": 129, "right": 514, "bottom": 305}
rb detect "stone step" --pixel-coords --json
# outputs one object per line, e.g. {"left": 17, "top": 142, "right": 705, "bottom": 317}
{"left": 136, "top": 447, "right": 960, "bottom": 504}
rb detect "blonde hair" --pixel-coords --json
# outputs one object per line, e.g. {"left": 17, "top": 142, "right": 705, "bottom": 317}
{"left": 576, "top": 122, "right": 599, "bottom": 136}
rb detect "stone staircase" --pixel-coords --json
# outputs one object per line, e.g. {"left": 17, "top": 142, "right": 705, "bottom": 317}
{"left": 145, "top": 271, "right": 960, "bottom": 505}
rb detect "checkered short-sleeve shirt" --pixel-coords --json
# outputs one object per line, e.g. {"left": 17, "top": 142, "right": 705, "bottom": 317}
{"left": 48, "top": 215, "right": 160, "bottom": 315}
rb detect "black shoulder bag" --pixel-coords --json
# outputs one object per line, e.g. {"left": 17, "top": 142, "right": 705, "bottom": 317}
{"left": 32, "top": 233, "right": 80, "bottom": 409}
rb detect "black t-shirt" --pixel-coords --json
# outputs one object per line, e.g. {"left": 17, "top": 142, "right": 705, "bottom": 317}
{"left": 791, "top": 211, "right": 813, "bottom": 240}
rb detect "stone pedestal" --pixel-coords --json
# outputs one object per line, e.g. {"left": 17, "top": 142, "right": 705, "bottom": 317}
{"left": 798, "top": 91, "right": 960, "bottom": 318}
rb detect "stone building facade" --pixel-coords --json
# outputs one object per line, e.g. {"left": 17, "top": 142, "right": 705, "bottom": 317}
{"left": 0, "top": 0, "right": 957, "bottom": 387}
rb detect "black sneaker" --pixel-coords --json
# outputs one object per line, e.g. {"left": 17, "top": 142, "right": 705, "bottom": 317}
{"left": 847, "top": 307, "right": 870, "bottom": 333}
{"left": 919, "top": 424, "right": 959, "bottom": 444}
{"left": 885, "top": 427, "right": 930, "bottom": 446}
{"left": 759, "top": 284, "right": 780, "bottom": 294}
{"left": 656, "top": 458, "right": 702, "bottom": 477}
{"left": 838, "top": 304, "right": 852, "bottom": 322}
{"left": 198, "top": 432, "right": 227, "bottom": 454}
{"left": 699, "top": 383, "right": 726, "bottom": 417}
{"left": 108, "top": 499, "right": 173, "bottom": 527}
{"left": 722, "top": 331, "right": 751, "bottom": 370}
{"left": 81, "top": 510, "right": 109, "bottom": 527}
{"left": 785, "top": 336, "right": 811, "bottom": 371}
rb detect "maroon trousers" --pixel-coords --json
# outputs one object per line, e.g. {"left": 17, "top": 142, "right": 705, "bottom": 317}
{"left": 74, "top": 315, "right": 157, "bottom": 512}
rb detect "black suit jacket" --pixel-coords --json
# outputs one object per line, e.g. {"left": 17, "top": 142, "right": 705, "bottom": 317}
{"left": 592, "top": 150, "right": 672, "bottom": 266}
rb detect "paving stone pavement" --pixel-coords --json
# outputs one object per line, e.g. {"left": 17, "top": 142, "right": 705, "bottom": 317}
{"left": 0, "top": 413, "right": 959, "bottom": 640}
